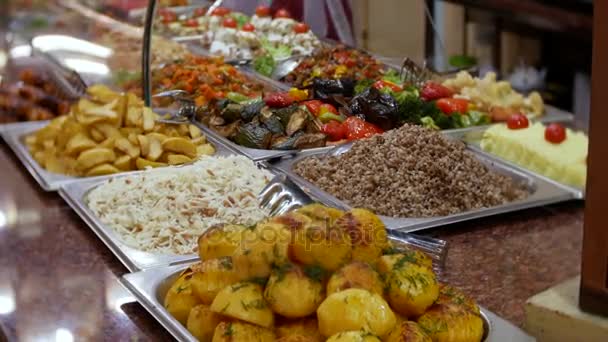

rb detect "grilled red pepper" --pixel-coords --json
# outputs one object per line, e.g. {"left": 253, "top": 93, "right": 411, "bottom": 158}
{"left": 372, "top": 80, "right": 402, "bottom": 92}
{"left": 302, "top": 100, "right": 323, "bottom": 115}
{"left": 343, "top": 117, "right": 383, "bottom": 140}
{"left": 420, "top": 82, "right": 453, "bottom": 101}
{"left": 263, "top": 92, "right": 294, "bottom": 108}
{"left": 436, "top": 98, "right": 469, "bottom": 115}
{"left": 321, "top": 120, "right": 347, "bottom": 141}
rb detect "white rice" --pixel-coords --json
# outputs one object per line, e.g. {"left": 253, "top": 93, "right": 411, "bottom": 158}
{"left": 86, "top": 155, "right": 272, "bottom": 255}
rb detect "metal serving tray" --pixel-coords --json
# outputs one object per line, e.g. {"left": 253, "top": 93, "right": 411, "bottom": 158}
{"left": 121, "top": 262, "right": 535, "bottom": 342}
{"left": 58, "top": 158, "right": 322, "bottom": 272}
{"left": 0, "top": 119, "right": 235, "bottom": 192}
{"left": 271, "top": 143, "right": 576, "bottom": 232}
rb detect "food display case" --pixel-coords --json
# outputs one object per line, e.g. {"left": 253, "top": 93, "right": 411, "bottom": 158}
{"left": 0, "top": 1, "right": 595, "bottom": 341}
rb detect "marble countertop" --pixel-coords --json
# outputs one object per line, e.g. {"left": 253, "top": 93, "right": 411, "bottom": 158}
{"left": 0, "top": 142, "right": 583, "bottom": 341}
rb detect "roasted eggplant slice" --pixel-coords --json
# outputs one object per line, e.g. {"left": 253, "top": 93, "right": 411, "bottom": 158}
{"left": 215, "top": 120, "right": 241, "bottom": 138}
{"left": 271, "top": 132, "right": 302, "bottom": 150}
{"left": 241, "top": 100, "right": 265, "bottom": 122}
{"left": 234, "top": 122, "right": 272, "bottom": 149}
{"left": 221, "top": 103, "right": 244, "bottom": 123}
{"left": 294, "top": 133, "right": 327, "bottom": 149}
{"left": 274, "top": 104, "right": 299, "bottom": 126}
{"left": 286, "top": 108, "right": 309, "bottom": 136}
{"left": 348, "top": 87, "right": 400, "bottom": 130}
{"left": 312, "top": 78, "right": 355, "bottom": 99}
{"left": 262, "top": 115, "right": 284, "bottom": 134}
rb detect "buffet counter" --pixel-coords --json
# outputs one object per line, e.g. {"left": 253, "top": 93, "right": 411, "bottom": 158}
{"left": 0, "top": 142, "right": 582, "bottom": 341}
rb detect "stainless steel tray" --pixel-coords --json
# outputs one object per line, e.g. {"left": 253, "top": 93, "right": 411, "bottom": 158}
{"left": 58, "top": 159, "right": 324, "bottom": 272}
{"left": 121, "top": 261, "right": 535, "bottom": 342}
{"left": 271, "top": 144, "right": 576, "bottom": 232}
{"left": 0, "top": 119, "right": 235, "bottom": 191}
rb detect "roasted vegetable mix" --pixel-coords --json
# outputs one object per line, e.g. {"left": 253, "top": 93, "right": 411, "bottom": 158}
{"left": 164, "top": 204, "right": 484, "bottom": 342}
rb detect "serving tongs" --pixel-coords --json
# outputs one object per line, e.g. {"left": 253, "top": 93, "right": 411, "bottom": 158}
{"left": 258, "top": 174, "right": 448, "bottom": 272}
{"left": 28, "top": 44, "right": 88, "bottom": 100}
{"left": 151, "top": 90, "right": 197, "bottom": 124}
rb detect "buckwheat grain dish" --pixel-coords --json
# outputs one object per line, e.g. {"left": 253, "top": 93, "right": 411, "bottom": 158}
{"left": 293, "top": 124, "right": 529, "bottom": 218}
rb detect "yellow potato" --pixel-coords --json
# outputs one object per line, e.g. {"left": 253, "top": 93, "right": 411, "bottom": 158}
{"left": 177, "top": 124, "right": 190, "bottom": 136}
{"left": 113, "top": 155, "right": 133, "bottom": 171}
{"left": 85, "top": 163, "right": 120, "bottom": 177}
{"left": 290, "top": 218, "right": 352, "bottom": 272}
{"left": 276, "top": 336, "right": 319, "bottom": 342}
{"left": 379, "top": 250, "right": 433, "bottom": 271}
{"left": 190, "top": 257, "right": 242, "bottom": 304}
{"left": 197, "top": 144, "right": 215, "bottom": 157}
{"left": 327, "top": 261, "right": 384, "bottom": 296}
{"left": 189, "top": 124, "right": 202, "bottom": 138}
{"left": 233, "top": 222, "right": 291, "bottom": 279}
{"left": 385, "top": 321, "right": 431, "bottom": 342}
{"left": 186, "top": 304, "right": 221, "bottom": 342}
{"left": 167, "top": 154, "right": 192, "bottom": 165}
{"left": 326, "top": 331, "right": 382, "bottom": 342}
{"left": 96, "top": 123, "right": 121, "bottom": 139}
{"left": 197, "top": 224, "right": 248, "bottom": 261}
{"left": 162, "top": 137, "right": 197, "bottom": 158}
{"left": 146, "top": 132, "right": 169, "bottom": 143}
{"left": 115, "top": 137, "right": 140, "bottom": 158}
{"left": 126, "top": 106, "right": 143, "bottom": 127}
{"left": 435, "top": 284, "right": 480, "bottom": 315}
{"left": 383, "top": 261, "right": 439, "bottom": 318}
{"left": 120, "top": 127, "right": 143, "bottom": 136}
{"left": 263, "top": 263, "right": 324, "bottom": 318}
{"left": 317, "top": 288, "right": 396, "bottom": 338}
{"left": 164, "top": 269, "right": 202, "bottom": 325}
{"left": 137, "top": 135, "right": 150, "bottom": 156}
{"left": 76, "top": 148, "right": 116, "bottom": 170}
{"left": 87, "top": 84, "right": 121, "bottom": 103}
{"left": 89, "top": 127, "right": 105, "bottom": 142}
{"left": 65, "top": 133, "right": 97, "bottom": 156}
{"left": 210, "top": 282, "right": 274, "bottom": 328}
{"left": 142, "top": 107, "right": 156, "bottom": 132}
{"left": 191, "top": 136, "right": 207, "bottom": 145}
{"left": 135, "top": 157, "right": 166, "bottom": 170}
{"left": 276, "top": 317, "right": 323, "bottom": 342}
{"left": 146, "top": 137, "right": 163, "bottom": 161}
{"left": 45, "top": 156, "right": 66, "bottom": 174}
{"left": 416, "top": 303, "right": 484, "bottom": 342}
{"left": 99, "top": 137, "right": 115, "bottom": 149}
{"left": 212, "top": 321, "right": 275, "bottom": 342}
{"left": 295, "top": 203, "right": 346, "bottom": 227}
{"left": 335, "top": 209, "right": 389, "bottom": 264}
{"left": 127, "top": 132, "right": 139, "bottom": 146}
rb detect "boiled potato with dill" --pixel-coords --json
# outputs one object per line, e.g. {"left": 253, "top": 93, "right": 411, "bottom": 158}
{"left": 435, "top": 284, "right": 480, "bottom": 315}
{"left": 385, "top": 321, "right": 431, "bottom": 342}
{"left": 335, "top": 208, "right": 389, "bottom": 264}
{"left": 380, "top": 255, "right": 439, "bottom": 318}
{"left": 210, "top": 282, "right": 274, "bottom": 328}
{"left": 263, "top": 263, "right": 324, "bottom": 318}
{"left": 212, "top": 321, "right": 275, "bottom": 342}
{"left": 275, "top": 317, "right": 323, "bottom": 342}
{"left": 294, "top": 203, "right": 346, "bottom": 226}
{"left": 163, "top": 268, "right": 202, "bottom": 325}
{"left": 317, "top": 288, "right": 396, "bottom": 338}
{"left": 417, "top": 303, "right": 484, "bottom": 342}
{"left": 380, "top": 249, "right": 434, "bottom": 271}
{"left": 25, "top": 85, "right": 215, "bottom": 176}
{"left": 326, "top": 331, "right": 382, "bottom": 342}
{"left": 327, "top": 261, "right": 384, "bottom": 296}
{"left": 290, "top": 218, "right": 352, "bottom": 272}
{"left": 198, "top": 224, "right": 248, "bottom": 261}
{"left": 186, "top": 304, "right": 221, "bottom": 342}
{"left": 190, "top": 257, "right": 243, "bottom": 304}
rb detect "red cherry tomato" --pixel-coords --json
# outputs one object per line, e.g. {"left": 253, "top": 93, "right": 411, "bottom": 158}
{"left": 211, "top": 7, "right": 231, "bottom": 16}
{"left": 294, "top": 23, "right": 309, "bottom": 34}
{"left": 193, "top": 7, "right": 206, "bottom": 17}
{"left": 420, "top": 82, "right": 453, "bottom": 101}
{"left": 344, "top": 58, "right": 357, "bottom": 68}
{"left": 436, "top": 98, "right": 469, "bottom": 115}
{"left": 506, "top": 113, "right": 529, "bottom": 130}
{"left": 255, "top": 5, "right": 271, "bottom": 17}
{"left": 184, "top": 18, "right": 199, "bottom": 27}
{"left": 222, "top": 17, "right": 237, "bottom": 28}
{"left": 214, "top": 91, "right": 225, "bottom": 99}
{"left": 241, "top": 23, "right": 255, "bottom": 32}
{"left": 303, "top": 100, "right": 323, "bottom": 116}
{"left": 342, "top": 117, "right": 383, "bottom": 140}
{"left": 372, "top": 80, "right": 402, "bottom": 92}
{"left": 321, "top": 121, "right": 347, "bottom": 141}
{"left": 319, "top": 103, "right": 338, "bottom": 116}
{"left": 275, "top": 8, "right": 291, "bottom": 18}
{"left": 160, "top": 11, "right": 177, "bottom": 23}
{"left": 545, "top": 123, "right": 567, "bottom": 144}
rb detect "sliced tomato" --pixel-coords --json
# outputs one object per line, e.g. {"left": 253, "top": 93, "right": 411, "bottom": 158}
{"left": 372, "top": 80, "right": 402, "bottom": 92}
{"left": 343, "top": 117, "right": 383, "bottom": 140}
{"left": 303, "top": 100, "right": 323, "bottom": 116}
{"left": 436, "top": 98, "right": 469, "bottom": 115}
{"left": 420, "top": 82, "right": 453, "bottom": 101}
{"left": 321, "top": 121, "right": 347, "bottom": 141}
